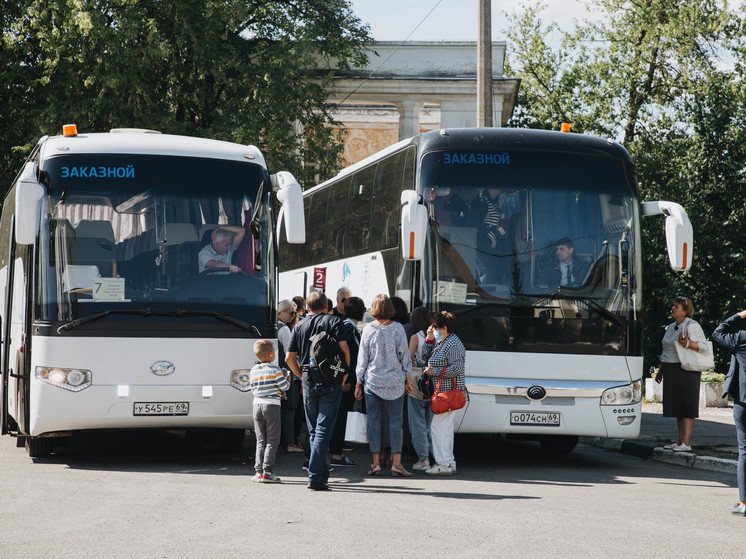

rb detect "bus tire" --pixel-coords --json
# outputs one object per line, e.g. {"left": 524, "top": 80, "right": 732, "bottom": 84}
{"left": 540, "top": 435, "right": 579, "bottom": 453}
{"left": 26, "top": 436, "right": 53, "bottom": 458}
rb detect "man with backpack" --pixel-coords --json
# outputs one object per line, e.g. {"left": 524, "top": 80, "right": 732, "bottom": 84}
{"left": 286, "top": 291, "right": 350, "bottom": 491}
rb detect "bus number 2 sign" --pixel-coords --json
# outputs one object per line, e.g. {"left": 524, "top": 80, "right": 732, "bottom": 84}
{"left": 313, "top": 267, "right": 326, "bottom": 290}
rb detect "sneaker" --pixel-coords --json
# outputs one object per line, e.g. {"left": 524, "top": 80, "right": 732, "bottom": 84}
{"left": 307, "top": 481, "right": 330, "bottom": 491}
{"left": 731, "top": 502, "right": 746, "bottom": 516}
{"left": 412, "top": 459, "right": 431, "bottom": 471}
{"left": 261, "top": 472, "right": 282, "bottom": 483}
{"left": 286, "top": 442, "right": 304, "bottom": 453}
{"left": 662, "top": 443, "right": 677, "bottom": 450}
{"left": 252, "top": 472, "right": 263, "bottom": 483}
{"left": 425, "top": 463, "right": 455, "bottom": 476}
{"left": 672, "top": 443, "right": 692, "bottom": 452}
{"left": 330, "top": 455, "right": 356, "bottom": 467}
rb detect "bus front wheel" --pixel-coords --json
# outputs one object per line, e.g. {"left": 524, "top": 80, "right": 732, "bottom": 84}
{"left": 26, "top": 436, "right": 53, "bottom": 458}
{"left": 540, "top": 435, "right": 579, "bottom": 453}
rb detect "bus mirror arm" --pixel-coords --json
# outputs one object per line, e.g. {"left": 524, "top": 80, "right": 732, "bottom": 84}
{"left": 273, "top": 171, "right": 305, "bottom": 244}
{"left": 15, "top": 162, "right": 45, "bottom": 246}
{"left": 400, "top": 189, "right": 427, "bottom": 261}
{"left": 640, "top": 200, "right": 693, "bottom": 272}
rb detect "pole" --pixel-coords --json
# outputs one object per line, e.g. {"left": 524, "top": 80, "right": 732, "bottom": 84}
{"left": 477, "top": 0, "right": 493, "bottom": 128}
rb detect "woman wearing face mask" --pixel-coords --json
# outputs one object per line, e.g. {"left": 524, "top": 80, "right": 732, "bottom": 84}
{"left": 421, "top": 311, "right": 465, "bottom": 476}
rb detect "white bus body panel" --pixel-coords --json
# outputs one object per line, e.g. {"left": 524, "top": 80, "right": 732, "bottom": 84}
{"left": 457, "top": 352, "right": 642, "bottom": 438}
{"left": 26, "top": 335, "right": 259, "bottom": 436}
{"left": 278, "top": 253, "right": 389, "bottom": 307}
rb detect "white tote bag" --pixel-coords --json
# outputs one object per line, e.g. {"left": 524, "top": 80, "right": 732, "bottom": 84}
{"left": 344, "top": 411, "right": 368, "bottom": 444}
{"left": 674, "top": 321, "right": 714, "bottom": 372}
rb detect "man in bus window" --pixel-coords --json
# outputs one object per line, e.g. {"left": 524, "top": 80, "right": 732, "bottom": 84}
{"left": 539, "top": 237, "right": 590, "bottom": 288}
{"left": 198, "top": 225, "right": 245, "bottom": 273}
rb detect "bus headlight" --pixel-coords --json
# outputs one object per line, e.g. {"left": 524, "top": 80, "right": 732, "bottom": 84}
{"left": 35, "top": 367, "right": 92, "bottom": 392}
{"left": 601, "top": 380, "right": 642, "bottom": 405}
{"left": 230, "top": 369, "right": 252, "bottom": 392}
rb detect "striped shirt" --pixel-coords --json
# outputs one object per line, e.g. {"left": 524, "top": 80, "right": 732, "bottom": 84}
{"left": 422, "top": 333, "right": 466, "bottom": 390}
{"left": 249, "top": 362, "right": 290, "bottom": 405}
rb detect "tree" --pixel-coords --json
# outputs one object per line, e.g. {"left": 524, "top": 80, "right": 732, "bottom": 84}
{"left": 0, "top": 0, "right": 372, "bottom": 187}
{"left": 504, "top": 1, "right": 746, "bottom": 372}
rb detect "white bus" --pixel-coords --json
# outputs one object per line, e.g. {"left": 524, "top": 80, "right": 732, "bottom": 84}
{"left": 1, "top": 126, "right": 305, "bottom": 457}
{"left": 279, "top": 127, "right": 692, "bottom": 452}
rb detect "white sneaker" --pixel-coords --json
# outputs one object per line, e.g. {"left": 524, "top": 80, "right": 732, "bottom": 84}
{"left": 662, "top": 443, "right": 677, "bottom": 450}
{"left": 672, "top": 443, "right": 692, "bottom": 452}
{"left": 425, "top": 463, "right": 455, "bottom": 476}
{"left": 251, "top": 472, "right": 263, "bottom": 482}
{"left": 412, "top": 459, "right": 431, "bottom": 471}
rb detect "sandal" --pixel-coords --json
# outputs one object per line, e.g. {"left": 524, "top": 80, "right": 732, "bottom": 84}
{"left": 367, "top": 463, "right": 382, "bottom": 476}
{"left": 391, "top": 464, "right": 412, "bottom": 477}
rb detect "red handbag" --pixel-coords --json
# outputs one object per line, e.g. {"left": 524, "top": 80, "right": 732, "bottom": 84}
{"left": 430, "top": 366, "right": 467, "bottom": 415}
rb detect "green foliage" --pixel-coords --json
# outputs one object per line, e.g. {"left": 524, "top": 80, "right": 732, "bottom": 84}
{"left": 504, "top": 0, "right": 746, "bottom": 373}
{"left": 701, "top": 371, "right": 725, "bottom": 383}
{"left": 0, "top": 0, "right": 371, "bottom": 188}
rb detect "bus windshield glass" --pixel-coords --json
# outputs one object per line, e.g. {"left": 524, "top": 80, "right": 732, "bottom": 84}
{"left": 420, "top": 149, "right": 641, "bottom": 355}
{"left": 37, "top": 154, "right": 273, "bottom": 326}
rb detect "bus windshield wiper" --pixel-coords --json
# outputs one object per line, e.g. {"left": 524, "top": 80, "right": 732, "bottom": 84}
{"left": 58, "top": 309, "right": 262, "bottom": 335}
{"left": 57, "top": 309, "right": 155, "bottom": 333}
{"left": 522, "top": 292, "right": 627, "bottom": 328}
{"left": 171, "top": 310, "right": 261, "bottom": 335}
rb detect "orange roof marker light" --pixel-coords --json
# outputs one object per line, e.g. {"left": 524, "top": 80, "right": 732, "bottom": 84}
{"left": 62, "top": 124, "right": 78, "bottom": 137}
{"left": 560, "top": 122, "right": 571, "bottom": 133}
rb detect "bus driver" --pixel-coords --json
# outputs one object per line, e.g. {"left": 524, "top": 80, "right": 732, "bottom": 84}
{"left": 198, "top": 225, "right": 245, "bottom": 273}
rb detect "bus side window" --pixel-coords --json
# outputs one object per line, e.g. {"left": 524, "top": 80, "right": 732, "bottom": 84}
{"left": 371, "top": 151, "right": 405, "bottom": 251}
{"left": 307, "top": 188, "right": 330, "bottom": 265}
{"left": 345, "top": 165, "right": 376, "bottom": 258}
{"left": 325, "top": 176, "right": 351, "bottom": 261}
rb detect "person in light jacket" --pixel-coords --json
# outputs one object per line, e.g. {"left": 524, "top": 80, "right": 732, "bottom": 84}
{"left": 655, "top": 296, "right": 709, "bottom": 452}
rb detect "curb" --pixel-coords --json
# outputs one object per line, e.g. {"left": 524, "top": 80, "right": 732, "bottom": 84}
{"left": 580, "top": 437, "right": 738, "bottom": 475}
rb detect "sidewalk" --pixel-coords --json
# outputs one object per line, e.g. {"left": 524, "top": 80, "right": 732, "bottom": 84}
{"left": 581, "top": 402, "right": 740, "bottom": 475}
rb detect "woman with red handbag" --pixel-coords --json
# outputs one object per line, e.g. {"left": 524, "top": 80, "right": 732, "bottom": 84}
{"left": 422, "top": 311, "right": 466, "bottom": 476}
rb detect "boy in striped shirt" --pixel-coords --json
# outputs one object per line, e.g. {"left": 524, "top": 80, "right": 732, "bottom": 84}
{"left": 250, "top": 339, "right": 291, "bottom": 483}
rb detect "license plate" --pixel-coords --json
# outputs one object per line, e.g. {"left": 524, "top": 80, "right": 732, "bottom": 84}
{"left": 510, "top": 411, "right": 560, "bottom": 426}
{"left": 133, "top": 402, "right": 189, "bottom": 416}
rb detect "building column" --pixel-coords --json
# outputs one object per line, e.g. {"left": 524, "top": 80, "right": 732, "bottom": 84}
{"left": 395, "top": 100, "right": 424, "bottom": 140}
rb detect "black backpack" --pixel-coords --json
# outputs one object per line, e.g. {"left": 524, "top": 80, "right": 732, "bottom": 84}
{"left": 309, "top": 315, "right": 349, "bottom": 386}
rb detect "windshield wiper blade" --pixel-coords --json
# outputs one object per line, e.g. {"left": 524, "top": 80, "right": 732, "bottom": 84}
{"left": 58, "top": 308, "right": 262, "bottom": 335}
{"left": 523, "top": 292, "right": 626, "bottom": 327}
{"left": 57, "top": 309, "right": 154, "bottom": 333}
{"left": 173, "top": 310, "right": 262, "bottom": 335}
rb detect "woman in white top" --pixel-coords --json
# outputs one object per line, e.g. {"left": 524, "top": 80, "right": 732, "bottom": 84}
{"left": 656, "top": 296, "right": 709, "bottom": 452}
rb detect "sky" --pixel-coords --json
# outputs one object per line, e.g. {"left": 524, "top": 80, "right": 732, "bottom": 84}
{"left": 347, "top": 0, "right": 603, "bottom": 43}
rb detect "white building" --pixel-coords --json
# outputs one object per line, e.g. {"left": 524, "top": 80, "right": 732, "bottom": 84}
{"left": 323, "top": 41, "right": 520, "bottom": 164}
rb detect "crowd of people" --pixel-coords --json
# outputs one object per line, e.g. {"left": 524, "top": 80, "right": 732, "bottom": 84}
{"left": 249, "top": 288, "right": 465, "bottom": 490}
{"left": 253, "top": 289, "right": 746, "bottom": 515}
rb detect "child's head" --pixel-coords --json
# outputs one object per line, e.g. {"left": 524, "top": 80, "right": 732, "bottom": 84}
{"left": 253, "top": 339, "right": 275, "bottom": 363}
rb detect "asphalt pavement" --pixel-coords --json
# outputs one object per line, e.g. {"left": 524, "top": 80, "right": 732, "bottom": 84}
{"left": 582, "top": 402, "right": 740, "bottom": 474}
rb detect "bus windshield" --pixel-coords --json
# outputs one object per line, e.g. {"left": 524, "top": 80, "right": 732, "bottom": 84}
{"left": 420, "top": 149, "right": 641, "bottom": 355}
{"left": 37, "top": 154, "right": 273, "bottom": 326}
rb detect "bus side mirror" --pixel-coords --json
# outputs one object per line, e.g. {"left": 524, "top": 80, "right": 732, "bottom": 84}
{"left": 640, "top": 200, "right": 693, "bottom": 271}
{"left": 15, "top": 163, "right": 45, "bottom": 246}
{"left": 273, "top": 171, "right": 305, "bottom": 244}
{"left": 400, "top": 189, "right": 427, "bottom": 261}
